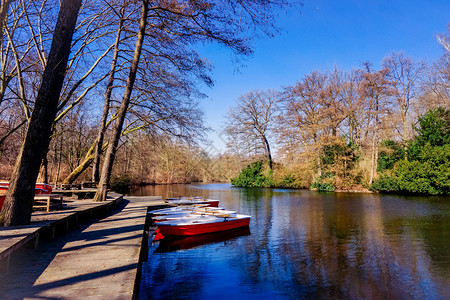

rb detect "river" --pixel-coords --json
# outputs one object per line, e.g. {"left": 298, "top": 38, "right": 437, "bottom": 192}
{"left": 132, "top": 183, "right": 450, "bottom": 299}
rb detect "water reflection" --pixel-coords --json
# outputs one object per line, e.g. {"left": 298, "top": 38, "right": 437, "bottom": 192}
{"left": 135, "top": 184, "right": 450, "bottom": 299}
{"left": 154, "top": 227, "right": 251, "bottom": 253}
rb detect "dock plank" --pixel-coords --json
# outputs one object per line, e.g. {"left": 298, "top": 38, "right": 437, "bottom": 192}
{"left": 0, "top": 195, "right": 166, "bottom": 299}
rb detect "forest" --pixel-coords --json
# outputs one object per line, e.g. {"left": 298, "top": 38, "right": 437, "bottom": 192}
{"left": 225, "top": 47, "right": 450, "bottom": 195}
{"left": 0, "top": 0, "right": 295, "bottom": 226}
{"left": 0, "top": 1, "right": 448, "bottom": 226}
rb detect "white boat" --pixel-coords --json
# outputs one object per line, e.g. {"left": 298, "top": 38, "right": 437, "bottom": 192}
{"left": 150, "top": 205, "right": 225, "bottom": 216}
{"left": 164, "top": 197, "right": 220, "bottom": 207}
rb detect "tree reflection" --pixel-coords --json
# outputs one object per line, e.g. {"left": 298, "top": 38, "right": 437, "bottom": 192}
{"left": 137, "top": 184, "right": 450, "bottom": 298}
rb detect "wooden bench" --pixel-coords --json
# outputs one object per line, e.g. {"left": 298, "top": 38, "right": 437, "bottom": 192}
{"left": 57, "top": 183, "right": 81, "bottom": 190}
{"left": 82, "top": 181, "right": 98, "bottom": 189}
{"left": 34, "top": 194, "right": 64, "bottom": 212}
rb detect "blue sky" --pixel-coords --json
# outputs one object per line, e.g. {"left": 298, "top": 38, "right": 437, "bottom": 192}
{"left": 198, "top": 0, "right": 449, "bottom": 153}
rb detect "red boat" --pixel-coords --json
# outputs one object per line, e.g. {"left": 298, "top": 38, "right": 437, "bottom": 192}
{"left": 0, "top": 182, "right": 52, "bottom": 193}
{"left": 150, "top": 205, "right": 219, "bottom": 215}
{"left": 152, "top": 210, "right": 236, "bottom": 222}
{"left": 156, "top": 214, "right": 251, "bottom": 237}
{"left": 35, "top": 183, "right": 53, "bottom": 194}
{"left": 0, "top": 183, "right": 53, "bottom": 209}
{"left": 0, "top": 193, "right": 5, "bottom": 210}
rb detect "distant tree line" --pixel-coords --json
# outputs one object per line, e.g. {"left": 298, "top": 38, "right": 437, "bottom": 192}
{"left": 226, "top": 31, "right": 450, "bottom": 195}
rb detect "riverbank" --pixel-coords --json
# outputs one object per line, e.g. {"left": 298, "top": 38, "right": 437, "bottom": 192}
{"left": 0, "top": 193, "right": 167, "bottom": 299}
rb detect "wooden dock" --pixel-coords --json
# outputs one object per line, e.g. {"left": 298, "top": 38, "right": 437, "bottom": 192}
{"left": 0, "top": 194, "right": 167, "bottom": 299}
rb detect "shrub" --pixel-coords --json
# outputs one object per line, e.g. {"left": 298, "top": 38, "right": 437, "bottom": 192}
{"left": 370, "top": 175, "right": 399, "bottom": 193}
{"left": 310, "top": 172, "right": 336, "bottom": 192}
{"left": 274, "top": 174, "right": 302, "bottom": 189}
{"left": 395, "top": 145, "right": 450, "bottom": 195}
{"left": 231, "top": 161, "right": 273, "bottom": 188}
{"left": 110, "top": 175, "right": 133, "bottom": 194}
{"left": 372, "top": 109, "right": 450, "bottom": 195}
{"left": 310, "top": 181, "right": 335, "bottom": 192}
{"left": 377, "top": 140, "right": 404, "bottom": 171}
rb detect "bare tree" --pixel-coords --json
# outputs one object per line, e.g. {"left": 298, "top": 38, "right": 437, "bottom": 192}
{"left": 357, "top": 62, "right": 391, "bottom": 184}
{"left": 418, "top": 28, "right": 450, "bottom": 115}
{"left": 278, "top": 71, "right": 329, "bottom": 177}
{"left": 94, "top": 0, "right": 149, "bottom": 201}
{"left": 382, "top": 52, "right": 425, "bottom": 144}
{"left": 436, "top": 24, "right": 450, "bottom": 52}
{"left": 225, "top": 90, "right": 278, "bottom": 169}
{"left": 0, "top": 1, "right": 11, "bottom": 41}
{"left": 0, "top": 0, "right": 123, "bottom": 184}
{"left": 93, "top": 0, "right": 295, "bottom": 200}
{"left": 91, "top": 0, "right": 128, "bottom": 183}
{"left": 0, "top": 0, "right": 82, "bottom": 226}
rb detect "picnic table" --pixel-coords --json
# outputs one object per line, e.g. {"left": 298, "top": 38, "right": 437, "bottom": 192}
{"left": 33, "top": 194, "right": 64, "bottom": 212}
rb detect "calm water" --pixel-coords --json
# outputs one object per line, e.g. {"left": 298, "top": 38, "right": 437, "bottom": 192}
{"left": 133, "top": 183, "right": 450, "bottom": 299}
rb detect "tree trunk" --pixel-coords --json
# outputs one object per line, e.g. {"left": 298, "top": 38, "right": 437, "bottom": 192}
{"left": 63, "top": 140, "right": 108, "bottom": 184}
{"left": 94, "top": 0, "right": 149, "bottom": 201}
{"left": 41, "top": 151, "right": 49, "bottom": 184}
{"left": 92, "top": 4, "right": 125, "bottom": 183}
{"left": 0, "top": 1, "right": 10, "bottom": 46}
{"left": 54, "top": 139, "right": 63, "bottom": 185}
{"left": 0, "top": 0, "right": 82, "bottom": 226}
{"left": 369, "top": 136, "right": 376, "bottom": 185}
{"left": 63, "top": 141, "right": 96, "bottom": 184}
{"left": 261, "top": 135, "right": 273, "bottom": 170}
{"left": 317, "top": 152, "right": 322, "bottom": 178}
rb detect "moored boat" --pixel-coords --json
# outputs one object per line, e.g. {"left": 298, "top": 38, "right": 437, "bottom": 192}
{"left": 0, "top": 182, "right": 53, "bottom": 194}
{"left": 0, "top": 183, "right": 53, "bottom": 209}
{"left": 0, "top": 192, "right": 5, "bottom": 210}
{"left": 35, "top": 183, "right": 53, "bottom": 194}
{"left": 156, "top": 213, "right": 251, "bottom": 236}
{"left": 164, "top": 197, "right": 220, "bottom": 207}
{"left": 150, "top": 205, "right": 225, "bottom": 216}
{"left": 152, "top": 210, "right": 237, "bottom": 222}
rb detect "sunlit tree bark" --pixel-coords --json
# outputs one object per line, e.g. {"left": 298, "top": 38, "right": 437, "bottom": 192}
{"left": 94, "top": 0, "right": 149, "bottom": 201}
{"left": 92, "top": 1, "right": 127, "bottom": 183}
{"left": 436, "top": 24, "right": 450, "bottom": 52}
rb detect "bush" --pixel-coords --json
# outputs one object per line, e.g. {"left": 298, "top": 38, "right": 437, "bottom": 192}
{"left": 396, "top": 145, "right": 450, "bottom": 195}
{"left": 413, "top": 107, "right": 450, "bottom": 147}
{"left": 310, "top": 181, "right": 335, "bottom": 192}
{"left": 370, "top": 175, "right": 399, "bottom": 193}
{"left": 372, "top": 109, "right": 450, "bottom": 195}
{"left": 377, "top": 140, "right": 404, "bottom": 171}
{"left": 310, "top": 172, "right": 336, "bottom": 192}
{"left": 110, "top": 175, "right": 133, "bottom": 194}
{"left": 231, "top": 161, "right": 273, "bottom": 188}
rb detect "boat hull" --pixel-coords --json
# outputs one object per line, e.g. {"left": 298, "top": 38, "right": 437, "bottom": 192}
{"left": 157, "top": 217, "right": 250, "bottom": 236}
